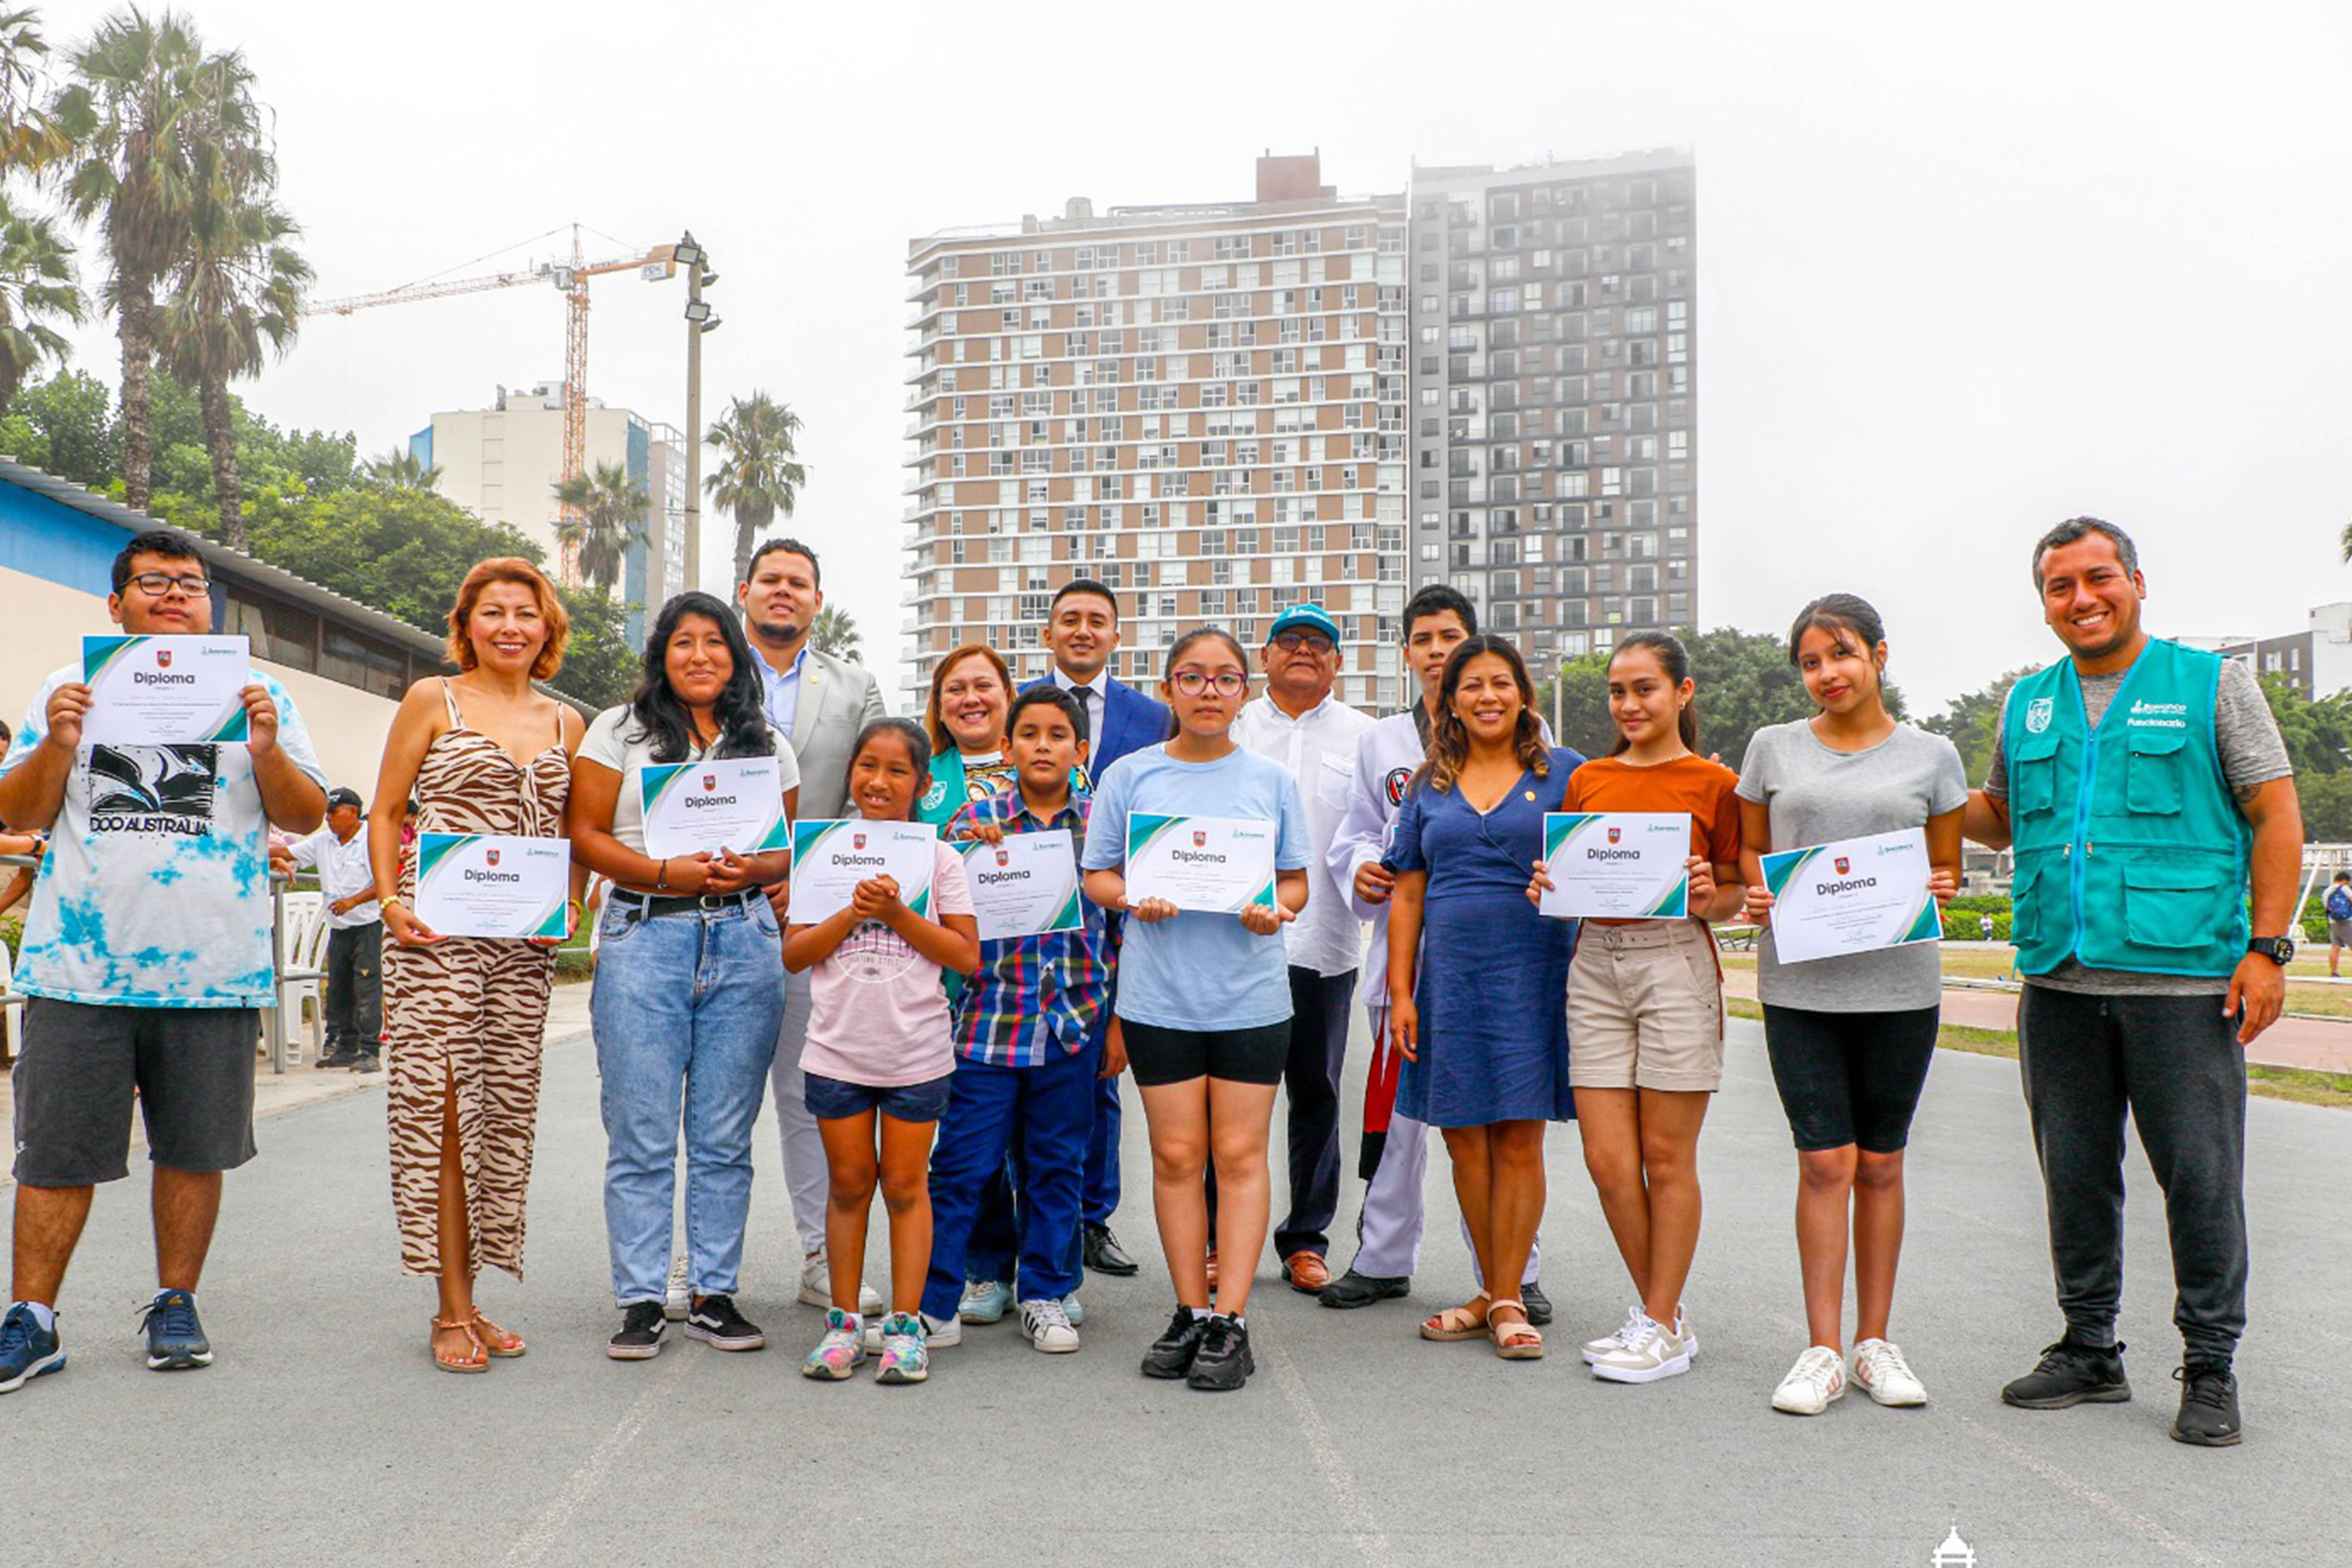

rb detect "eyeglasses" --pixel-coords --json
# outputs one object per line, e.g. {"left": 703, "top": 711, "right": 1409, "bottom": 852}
{"left": 1170, "top": 671, "right": 1247, "bottom": 697}
{"left": 125, "top": 572, "right": 211, "bottom": 597}
{"left": 1272, "top": 631, "right": 1335, "bottom": 655}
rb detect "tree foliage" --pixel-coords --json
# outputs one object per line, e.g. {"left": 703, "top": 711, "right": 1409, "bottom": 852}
{"left": 1919, "top": 666, "right": 2042, "bottom": 789}
{"left": 810, "top": 603, "right": 861, "bottom": 664}
{"left": 705, "top": 391, "right": 805, "bottom": 586}
{"left": 552, "top": 458, "right": 646, "bottom": 594}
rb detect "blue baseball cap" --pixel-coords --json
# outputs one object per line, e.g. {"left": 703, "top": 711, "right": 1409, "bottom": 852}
{"left": 1267, "top": 602, "right": 1340, "bottom": 644}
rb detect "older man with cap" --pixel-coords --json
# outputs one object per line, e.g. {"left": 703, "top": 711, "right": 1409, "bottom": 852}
{"left": 278, "top": 787, "right": 386, "bottom": 1071}
{"left": 1225, "top": 603, "right": 1375, "bottom": 1292}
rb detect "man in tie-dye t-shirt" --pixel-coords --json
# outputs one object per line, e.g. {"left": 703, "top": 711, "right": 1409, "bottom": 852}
{"left": 0, "top": 528, "right": 325, "bottom": 1398}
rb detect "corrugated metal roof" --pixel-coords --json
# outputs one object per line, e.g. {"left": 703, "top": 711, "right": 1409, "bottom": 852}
{"left": 0, "top": 453, "right": 449, "bottom": 662}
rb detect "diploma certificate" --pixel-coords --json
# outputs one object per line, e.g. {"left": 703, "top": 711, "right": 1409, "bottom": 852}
{"left": 1539, "top": 812, "right": 1692, "bottom": 919}
{"left": 1760, "top": 827, "right": 1940, "bottom": 965}
{"left": 412, "top": 833, "right": 572, "bottom": 940}
{"left": 81, "top": 635, "right": 252, "bottom": 745}
{"left": 637, "top": 756, "right": 790, "bottom": 860}
{"left": 961, "top": 829, "right": 1084, "bottom": 942}
{"left": 1124, "top": 814, "right": 1278, "bottom": 913}
{"left": 789, "top": 819, "right": 937, "bottom": 925}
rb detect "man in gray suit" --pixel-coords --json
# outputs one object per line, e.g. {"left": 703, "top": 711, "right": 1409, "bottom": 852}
{"left": 741, "top": 537, "right": 888, "bottom": 1311}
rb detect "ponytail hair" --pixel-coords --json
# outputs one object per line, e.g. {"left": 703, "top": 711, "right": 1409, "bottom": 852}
{"left": 1607, "top": 631, "right": 1700, "bottom": 757}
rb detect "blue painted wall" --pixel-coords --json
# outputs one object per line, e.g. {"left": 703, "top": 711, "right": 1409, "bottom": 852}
{"left": 0, "top": 481, "right": 122, "bottom": 597}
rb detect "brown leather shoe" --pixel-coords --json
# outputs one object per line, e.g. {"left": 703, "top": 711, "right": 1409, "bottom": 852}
{"left": 1283, "top": 1251, "right": 1332, "bottom": 1293}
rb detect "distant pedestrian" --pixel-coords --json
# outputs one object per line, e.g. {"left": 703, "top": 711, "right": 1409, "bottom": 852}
{"left": 788, "top": 719, "right": 980, "bottom": 1386}
{"left": 282, "top": 787, "right": 386, "bottom": 1071}
{"left": 1739, "top": 594, "right": 1963, "bottom": 1416}
{"left": 0, "top": 527, "right": 327, "bottom": 1396}
{"left": 1965, "top": 518, "right": 2299, "bottom": 1448}
{"left": 2326, "top": 872, "right": 2352, "bottom": 977}
{"left": 1979, "top": 913, "right": 1995, "bottom": 942}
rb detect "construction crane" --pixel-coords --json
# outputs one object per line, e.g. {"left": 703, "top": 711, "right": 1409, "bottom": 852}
{"left": 308, "top": 224, "right": 680, "bottom": 585}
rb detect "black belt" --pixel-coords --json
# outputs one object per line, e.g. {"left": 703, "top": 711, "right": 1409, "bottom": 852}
{"left": 611, "top": 888, "right": 763, "bottom": 920}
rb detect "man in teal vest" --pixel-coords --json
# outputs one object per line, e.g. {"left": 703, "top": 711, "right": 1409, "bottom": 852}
{"left": 1965, "top": 517, "right": 2300, "bottom": 1448}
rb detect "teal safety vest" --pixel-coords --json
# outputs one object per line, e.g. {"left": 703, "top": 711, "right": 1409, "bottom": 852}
{"left": 2004, "top": 639, "right": 2249, "bottom": 978}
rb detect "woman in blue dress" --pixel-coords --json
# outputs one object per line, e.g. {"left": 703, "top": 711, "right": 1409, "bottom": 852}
{"left": 1386, "top": 634, "right": 1583, "bottom": 1359}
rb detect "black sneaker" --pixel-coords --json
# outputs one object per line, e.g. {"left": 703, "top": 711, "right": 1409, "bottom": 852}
{"left": 139, "top": 1289, "right": 212, "bottom": 1370}
{"left": 1141, "top": 1307, "right": 1210, "bottom": 1379}
{"left": 1318, "top": 1269, "right": 1411, "bottom": 1310}
{"left": 683, "top": 1293, "right": 766, "bottom": 1352}
{"left": 315, "top": 1047, "right": 358, "bottom": 1070}
{"left": 1522, "top": 1280, "right": 1553, "bottom": 1327}
{"left": 352, "top": 1053, "right": 381, "bottom": 1074}
{"left": 607, "top": 1301, "right": 667, "bottom": 1360}
{"left": 1186, "top": 1314, "right": 1254, "bottom": 1392}
{"left": 2001, "top": 1337, "right": 2130, "bottom": 1409}
{"left": 2171, "top": 1361, "right": 2242, "bottom": 1447}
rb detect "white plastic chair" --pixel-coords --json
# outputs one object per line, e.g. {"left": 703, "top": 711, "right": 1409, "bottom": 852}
{"left": 0, "top": 939, "right": 22, "bottom": 1066}
{"left": 273, "top": 891, "right": 328, "bottom": 1065}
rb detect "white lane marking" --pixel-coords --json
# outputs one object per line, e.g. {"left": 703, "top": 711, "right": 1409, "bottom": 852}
{"left": 1951, "top": 1412, "right": 2225, "bottom": 1568}
{"left": 1262, "top": 1333, "right": 1400, "bottom": 1568}
{"left": 503, "top": 1346, "right": 693, "bottom": 1564}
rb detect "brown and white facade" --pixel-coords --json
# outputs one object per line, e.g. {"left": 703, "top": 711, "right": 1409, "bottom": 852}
{"left": 901, "top": 154, "right": 1412, "bottom": 709}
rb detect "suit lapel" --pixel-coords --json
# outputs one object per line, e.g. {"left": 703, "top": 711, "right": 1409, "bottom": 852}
{"left": 792, "top": 653, "right": 827, "bottom": 747}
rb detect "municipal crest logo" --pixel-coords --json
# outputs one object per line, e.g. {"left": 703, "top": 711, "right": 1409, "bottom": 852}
{"left": 995, "top": 848, "right": 1010, "bottom": 867}
{"left": 1384, "top": 767, "right": 1413, "bottom": 806}
{"left": 1834, "top": 856, "right": 1850, "bottom": 875}
{"left": 1607, "top": 827, "right": 1622, "bottom": 845}
{"left": 1192, "top": 830, "right": 1208, "bottom": 847}
{"left": 2026, "top": 696, "right": 2054, "bottom": 734}
{"left": 853, "top": 833, "right": 867, "bottom": 851}
{"left": 701, "top": 773, "right": 717, "bottom": 790}
{"left": 155, "top": 648, "right": 173, "bottom": 669}
{"left": 486, "top": 849, "right": 501, "bottom": 867}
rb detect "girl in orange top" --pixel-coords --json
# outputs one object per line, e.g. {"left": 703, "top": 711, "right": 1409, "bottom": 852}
{"left": 1529, "top": 631, "right": 1744, "bottom": 1384}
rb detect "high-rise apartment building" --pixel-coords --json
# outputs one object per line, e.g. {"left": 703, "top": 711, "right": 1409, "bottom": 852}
{"left": 900, "top": 154, "right": 1412, "bottom": 709}
{"left": 1408, "top": 151, "right": 1697, "bottom": 666}
{"left": 414, "top": 383, "right": 689, "bottom": 641}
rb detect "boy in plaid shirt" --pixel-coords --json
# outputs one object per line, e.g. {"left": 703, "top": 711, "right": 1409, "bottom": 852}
{"left": 922, "top": 686, "right": 1123, "bottom": 1352}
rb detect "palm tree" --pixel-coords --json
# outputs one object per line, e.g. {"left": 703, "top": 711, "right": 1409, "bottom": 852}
{"left": 809, "top": 603, "right": 862, "bottom": 664}
{"left": 160, "top": 179, "right": 307, "bottom": 548}
{"left": 704, "top": 392, "right": 806, "bottom": 585}
{"left": 0, "top": 7, "right": 70, "bottom": 172}
{"left": 366, "top": 445, "right": 441, "bottom": 491}
{"left": 552, "top": 460, "right": 647, "bottom": 594}
{"left": 52, "top": 9, "right": 263, "bottom": 511}
{"left": 0, "top": 191, "right": 82, "bottom": 415}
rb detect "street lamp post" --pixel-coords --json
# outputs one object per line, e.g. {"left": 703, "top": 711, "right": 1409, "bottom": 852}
{"left": 676, "top": 232, "right": 719, "bottom": 594}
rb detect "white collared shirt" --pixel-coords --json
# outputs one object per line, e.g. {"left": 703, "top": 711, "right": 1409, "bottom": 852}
{"left": 1050, "top": 667, "right": 1106, "bottom": 751}
{"left": 1233, "top": 690, "right": 1375, "bottom": 977}
{"left": 288, "top": 825, "right": 381, "bottom": 929}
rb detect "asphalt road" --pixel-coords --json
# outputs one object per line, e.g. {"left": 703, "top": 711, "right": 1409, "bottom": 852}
{"left": 11, "top": 1012, "right": 2350, "bottom": 1567}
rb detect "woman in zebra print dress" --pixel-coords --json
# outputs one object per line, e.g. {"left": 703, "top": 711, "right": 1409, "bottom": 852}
{"left": 369, "top": 559, "right": 586, "bottom": 1374}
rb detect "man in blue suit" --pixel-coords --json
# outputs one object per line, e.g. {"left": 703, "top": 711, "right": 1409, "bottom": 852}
{"left": 960, "top": 582, "right": 1169, "bottom": 1319}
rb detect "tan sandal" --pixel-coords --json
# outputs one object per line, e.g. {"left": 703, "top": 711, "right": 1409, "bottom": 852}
{"left": 469, "top": 1306, "right": 526, "bottom": 1358}
{"left": 431, "top": 1314, "right": 488, "bottom": 1374}
{"left": 1420, "top": 1289, "right": 1492, "bottom": 1342}
{"left": 1487, "top": 1298, "right": 1544, "bottom": 1360}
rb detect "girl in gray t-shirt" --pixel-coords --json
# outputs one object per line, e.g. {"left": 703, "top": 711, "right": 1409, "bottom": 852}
{"left": 1733, "top": 594, "right": 1966, "bottom": 1420}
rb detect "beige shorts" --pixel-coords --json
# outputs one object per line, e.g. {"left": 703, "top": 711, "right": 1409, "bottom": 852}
{"left": 1566, "top": 919, "right": 1724, "bottom": 1092}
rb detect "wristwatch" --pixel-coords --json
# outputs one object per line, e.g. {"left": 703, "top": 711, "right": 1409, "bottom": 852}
{"left": 2247, "top": 936, "right": 2294, "bottom": 965}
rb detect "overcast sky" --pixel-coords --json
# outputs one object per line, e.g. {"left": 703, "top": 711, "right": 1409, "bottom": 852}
{"left": 37, "top": 0, "right": 2352, "bottom": 711}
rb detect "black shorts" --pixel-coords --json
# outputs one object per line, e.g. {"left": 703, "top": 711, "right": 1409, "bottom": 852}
{"left": 1761, "top": 1004, "right": 1939, "bottom": 1155}
{"left": 1121, "top": 1019, "right": 1290, "bottom": 1088}
{"left": 12, "top": 999, "right": 260, "bottom": 1185}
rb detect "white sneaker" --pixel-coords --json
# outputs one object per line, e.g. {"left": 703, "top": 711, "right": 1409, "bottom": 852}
{"left": 1018, "top": 1297, "right": 1081, "bottom": 1353}
{"left": 797, "top": 1251, "right": 885, "bottom": 1315}
{"left": 663, "top": 1253, "right": 691, "bottom": 1321}
{"left": 1582, "top": 1303, "right": 1645, "bottom": 1366}
{"left": 1772, "top": 1344, "right": 1849, "bottom": 1415}
{"left": 1675, "top": 1304, "right": 1699, "bottom": 1360}
{"left": 1062, "top": 1292, "right": 1085, "bottom": 1327}
{"left": 1590, "top": 1313, "right": 1693, "bottom": 1384}
{"left": 1852, "top": 1337, "right": 1928, "bottom": 1407}
{"left": 860, "top": 1311, "right": 961, "bottom": 1351}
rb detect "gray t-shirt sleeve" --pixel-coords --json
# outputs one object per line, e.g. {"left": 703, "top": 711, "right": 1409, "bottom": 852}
{"left": 2214, "top": 659, "right": 2292, "bottom": 790}
{"left": 1984, "top": 710, "right": 2010, "bottom": 799}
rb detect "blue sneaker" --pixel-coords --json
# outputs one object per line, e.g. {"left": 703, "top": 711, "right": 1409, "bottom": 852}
{"left": 958, "top": 1278, "right": 1012, "bottom": 1324}
{"left": 140, "top": 1289, "right": 213, "bottom": 1370}
{"left": 0, "top": 1304, "right": 66, "bottom": 1393}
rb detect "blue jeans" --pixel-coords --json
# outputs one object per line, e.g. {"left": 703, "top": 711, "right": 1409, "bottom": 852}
{"left": 922, "top": 1028, "right": 1101, "bottom": 1320}
{"left": 591, "top": 894, "right": 785, "bottom": 1306}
